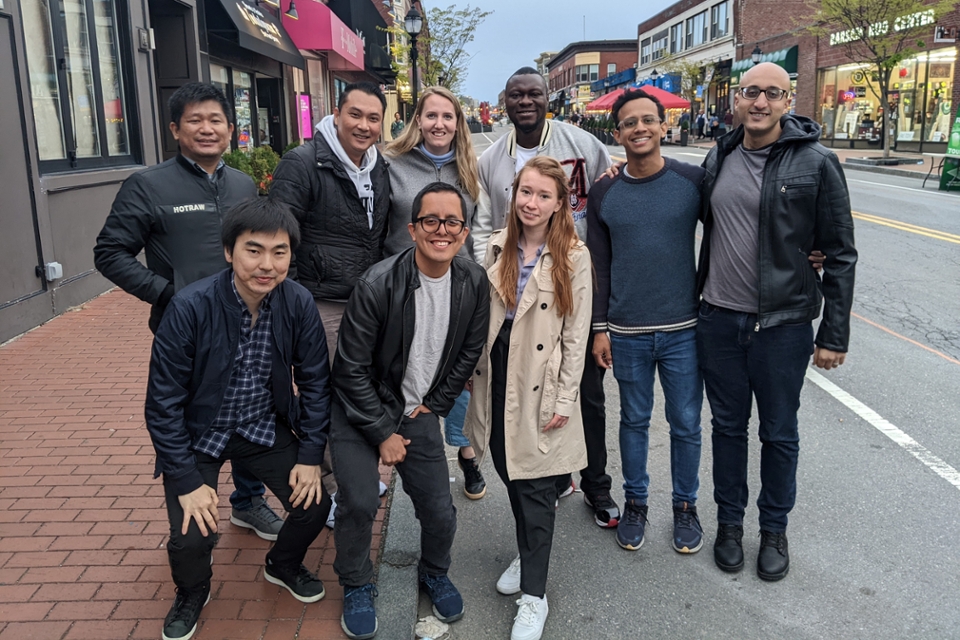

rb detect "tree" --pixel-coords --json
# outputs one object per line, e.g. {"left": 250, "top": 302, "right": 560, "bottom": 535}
{"left": 658, "top": 54, "right": 716, "bottom": 117}
{"left": 806, "top": 0, "right": 958, "bottom": 158}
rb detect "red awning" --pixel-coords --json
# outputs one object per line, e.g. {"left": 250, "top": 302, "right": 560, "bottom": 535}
{"left": 585, "top": 85, "right": 691, "bottom": 112}
{"left": 584, "top": 89, "right": 624, "bottom": 112}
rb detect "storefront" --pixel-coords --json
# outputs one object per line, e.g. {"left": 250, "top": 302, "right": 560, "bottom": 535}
{"left": 282, "top": 0, "right": 365, "bottom": 142}
{"left": 204, "top": 0, "right": 304, "bottom": 155}
{"left": 730, "top": 46, "right": 799, "bottom": 116}
{"left": 816, "top": 48, "right": 956, "bottom": 152}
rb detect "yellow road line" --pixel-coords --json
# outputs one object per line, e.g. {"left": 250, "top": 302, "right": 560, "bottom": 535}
{"left": 852, "top": 211, "right": 960, "bottom": 245}
{"left": 852, "top": 312, "right": 960, "bottom": 367}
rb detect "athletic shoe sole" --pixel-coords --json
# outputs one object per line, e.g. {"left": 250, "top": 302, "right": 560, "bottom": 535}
{"left": 617, "top": 535, "right": 645, "bottom": 551}
{"left": 583, "top": 494, "right": 619, "bottom": 529}
{"left": 341, "top": 616, "right": 378, "bottom": 640}
{"left": 673, "top": 538, "right": 704, "bottom": 554}
{"left": 229, "top": 514, "right": 279, "bottom": 541}
{"left": 463, "top": 485, "right": 486, "bottom": 500}
{"left": 161, "top": 593, "right": 210, "bottom": 640}
{"left": 433, "top": 604, "right": 465, "bottom": 623}
{"left": 264, "top": 570, "right": 326, "bottom": 603}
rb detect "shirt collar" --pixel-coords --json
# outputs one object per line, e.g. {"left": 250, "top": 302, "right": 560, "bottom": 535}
{"left": 187, "top": 157, "right": 225, "bottom": 180}
{"left": 230, "top": 274, "right": 273, "bottom": 314}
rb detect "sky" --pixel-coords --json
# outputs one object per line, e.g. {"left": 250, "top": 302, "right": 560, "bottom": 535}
{"left": 442, "top": 0, "right": 679, "bottom": 102}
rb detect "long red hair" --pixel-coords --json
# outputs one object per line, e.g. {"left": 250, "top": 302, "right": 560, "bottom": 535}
{"left": 496, "top": 156, "right": 580, "bottom": 317}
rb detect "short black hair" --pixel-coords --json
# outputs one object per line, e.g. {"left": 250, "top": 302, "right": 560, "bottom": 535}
{"left": 507, "top": 66, "right": 546, "bottom": 89}
{"left": 612, "top": 89, "right": 666, "bottom": 125}
{"left": 222, "top": 198, "right": 301, "bottom": 253}
{"left": 338, "top": 82, "right": 387, "bottom": 113}
{"left": 410, "top": 182, "right": 467, "bottom": 224}
{"left": 169, "top": 82, "right": 232, "bottom": 127}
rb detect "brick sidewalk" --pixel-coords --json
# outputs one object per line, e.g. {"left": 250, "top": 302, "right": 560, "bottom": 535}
{"left": 0, "top": 291, "right": 390, "bottom": 640}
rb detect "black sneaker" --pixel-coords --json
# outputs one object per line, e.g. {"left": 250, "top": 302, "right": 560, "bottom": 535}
{"left": 583, "top": 492, "right": 620, "bottom": 528}
{"left": 457, "top": 450, "right": 486, "bottom": 500}
{"left": 672, "top": 502, "right": 703, "bottom": 554}
{"left": 757, "top": 530, "right": 789, "bottom": 581}
{"left": 616, "top": 499, "right": 648, "bottom": 551}
{"left": 418, "top": 570, "right": 464, "bottom": 623}
{"left": 714, "top": 524, "right": 745, "bottom": 572}
{"left": 264, "top": 561, "right": 326, "bottom": 603}
{"left": 162, "top": 583, "right": 210, "bottom": 640}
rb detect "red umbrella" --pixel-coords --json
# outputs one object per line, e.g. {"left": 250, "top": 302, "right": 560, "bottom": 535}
{"left": 635, "top": 85, "right": 690, "bottom": 109}
{"left": 585, "top": 89, "right": 624, "bottom": 112}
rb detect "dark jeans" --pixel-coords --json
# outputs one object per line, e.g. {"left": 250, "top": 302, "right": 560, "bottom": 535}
{"left": 229, "top": 464, "right": 266, "bottom": 511}
{"left": 330, "top": 401, "right": 457, "bottom": 587}
{"left": 491, "top": 320, "right": 559, "bottom": 598}
{"left": 696, "top": 301, "right": 813, "bottom": 532}
{"left": 556, "top": 331, "right": 611, "bottom": 497}
{"left": 163, "top": 425, "right": 329, "bottom": 590}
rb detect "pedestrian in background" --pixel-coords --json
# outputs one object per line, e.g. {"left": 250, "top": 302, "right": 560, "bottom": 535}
{"left": 391, "top": 111, "right": 405, "bottom": 140}
{"left": 696, "top": 112, "right": 705, "bottom": 139}
{"left": 698, "top": 62, "right": 857, "bottom": 582}
{"left": 94, "top": 82, "right": 283, "bottom": 544}
{"left": 475, "top": 67, "right": 620, "bottom": 531}
{"left": 465, "top": 156, "right": 592, "bottom": 640}
{"left": 383, "top": 85, "right": 486, "bottom": 501}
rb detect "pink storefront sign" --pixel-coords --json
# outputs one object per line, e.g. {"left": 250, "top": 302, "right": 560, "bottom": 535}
{"left": 282, "top": 0, "right": 364, "bottom": 71}
{"left": 299, "top": 94, "right": 313, "bottom": 139}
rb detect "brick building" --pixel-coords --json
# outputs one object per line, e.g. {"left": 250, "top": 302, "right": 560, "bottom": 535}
{"left": 546, "top": 40, "right": 638, "bottom": 116}
{"left": 735, "top": 0, "right": 959, "bottom": 153}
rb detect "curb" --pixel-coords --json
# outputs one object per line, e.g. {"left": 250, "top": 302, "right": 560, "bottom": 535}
{"left": 376, "top": 474, "right": 419, "bottom": 640}
{"left": 841, "top": 162, "right": 928, "bottom": 181}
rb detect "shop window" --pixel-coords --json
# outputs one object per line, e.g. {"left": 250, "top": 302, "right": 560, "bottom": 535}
{"left": 21, "top": 0, "right": 138, "bottom": 172}
{"left": 234, "top": 71, "right": 253, "bottom": 153}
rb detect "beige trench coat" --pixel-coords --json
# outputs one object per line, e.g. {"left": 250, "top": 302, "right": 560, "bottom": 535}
{"left": 463, "top": 230, "right": 591, "bottom": 481}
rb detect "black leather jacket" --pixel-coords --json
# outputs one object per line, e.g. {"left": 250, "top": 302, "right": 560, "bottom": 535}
{"left": 699, "top": 115, "right": 857, "bottom": 352}
{"left": 332, "top": 248, "right": 490, "bottom": 447}
{"left": 270, "top": 135, "right": 390, "bottom": 301}
{"left": 145, "top": 269, "right": 331, "bottom": 495}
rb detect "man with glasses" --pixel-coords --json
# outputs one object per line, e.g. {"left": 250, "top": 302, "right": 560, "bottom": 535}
{"left": 588, "top": 89, "right": 705, "bottom": 556}
{"left": 698, "top": 63, "right": 857, "bottom": 581}
{"left": 329, "top": 182, "right": 489, "bottom": 639}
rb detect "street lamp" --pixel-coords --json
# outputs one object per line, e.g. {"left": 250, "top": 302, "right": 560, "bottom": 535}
{"left": 284, "top": 0, "right": 298, "bottom": 19}
{"left": 650, "top": 68, "right": 660, "bottom": 88}
{"left": 751, "top": 45, "right": 762, "bottom": 64}
{"left": 404, "top": 7, "right": 423, "bottom": 108}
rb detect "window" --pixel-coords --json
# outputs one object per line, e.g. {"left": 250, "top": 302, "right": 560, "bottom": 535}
{"left": 607, "top": 63, "right": 617, "bottom": 76}
{"left": 575, "top": 64, "right": 599, "bottom": 83}
{"left": 711, "top": 2, "right": 729, "bottom": 40}
{"left": 21, "top": 0, "right": 138, "bottom": 171}
{"left": 590, "top": 64, "right": 599, "bottom": 81}
{"left": 670, "top": 23, "right": 683, "bottom": 54}
{"left": 641, "top": 38, "right": 651, "bottom": 66}
{"left": 652, "top": 29, "right": 669, "bottom": 62}
{"left": 686, "top": 11, "right": 708, "bottom": 49}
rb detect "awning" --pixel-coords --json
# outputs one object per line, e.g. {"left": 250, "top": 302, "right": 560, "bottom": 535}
{"left": 730, "top": 45, "right": 798, "bottom": 85}
{"left": 586, "top": 86, "right": 691, "bottom": 112}
{"left": 282, "top": 0, "right": 364, "bottom": 71}
{"left": 585, "top": 90, "right": 623, "bottom": 112}
{"left": 214, "top": 0, "right": 304, "bottom": 69}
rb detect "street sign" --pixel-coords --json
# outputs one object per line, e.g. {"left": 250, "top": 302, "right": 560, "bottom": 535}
{"left": 940, "top": 104, "right": 960, "bottom": 191}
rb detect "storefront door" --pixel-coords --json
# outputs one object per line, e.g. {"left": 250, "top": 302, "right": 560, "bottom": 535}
{"left": 0, "top": 15, "right": 45, "bottom": 309}
{"left": 256, "top": 76, "right": 283, "bottom": 155}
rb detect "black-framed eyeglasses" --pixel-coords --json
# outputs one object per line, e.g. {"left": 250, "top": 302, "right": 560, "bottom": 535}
{"left": 415, "top": 216, "right": 466, "bottom": 234}
{"left": 617, "top": 116, "right": 662, "bottom": 131}
{"left": 738, "top": 86, "right": 789, "bottom": 102}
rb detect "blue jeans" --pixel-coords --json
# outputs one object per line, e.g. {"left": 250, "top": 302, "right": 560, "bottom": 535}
{"left": 443, "top": 389, "right": 472, "bottom": 448}
{"left": 229, "top": 464, "right": 266, "bottom": 511}
{"left": 610, "top": 329, "right": 702, "bottom": 506}
{"left": 695, "top": 301, "right": 813, "bottom": 533}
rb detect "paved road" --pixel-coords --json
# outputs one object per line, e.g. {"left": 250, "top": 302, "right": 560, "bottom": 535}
{"left": 387, "top": 127, "right": 960, "bottom": 639}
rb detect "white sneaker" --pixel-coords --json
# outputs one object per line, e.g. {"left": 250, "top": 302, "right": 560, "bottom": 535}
{"left": 379, "top": 481, "right": 388, "bottom": 497}
{"left": 496, "top": 555, "right": 522, "bottom": 595}
{"left": 326, "top": 493, "right": 337, "bottom": 529}
{"left": 511, "top": 593, "right": 548, "bottom": 640}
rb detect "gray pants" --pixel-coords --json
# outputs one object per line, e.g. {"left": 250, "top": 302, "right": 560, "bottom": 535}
{"left": 330, "top": 400, "right": 457, "bottom": 586}
{"left": 316, "top": 299, "right": 348, "bottom": 496}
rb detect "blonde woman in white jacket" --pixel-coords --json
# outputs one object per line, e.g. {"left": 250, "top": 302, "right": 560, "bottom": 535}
{"left": 464, "top": 155, "right": 591, "bottom": 640}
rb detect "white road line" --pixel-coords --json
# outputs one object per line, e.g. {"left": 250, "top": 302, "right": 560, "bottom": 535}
{"left": 845, "top": 178, "right": 958, "bottom": 198}
{"left": 480, "top": 132, "right": 496, "bottom": 144}
{"left": 806, "top": 368, "right": 960, "bottom": 491}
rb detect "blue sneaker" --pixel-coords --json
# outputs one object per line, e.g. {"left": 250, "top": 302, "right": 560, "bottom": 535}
{"left": 616, "top": 499, "right": 648, "bottom": 551}
{"left": 341, "top": 583, "right": 378, "bottom": 639}
{"left": 672, "top": 502, "right": 703, "bottom": 554}
{"left": 418, "top": 571, "right": 464, "bottom": 623}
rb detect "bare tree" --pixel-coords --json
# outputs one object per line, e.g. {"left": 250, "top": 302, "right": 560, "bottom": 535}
{"left": 807, "top": 0, "right": 958, "bottom": 158}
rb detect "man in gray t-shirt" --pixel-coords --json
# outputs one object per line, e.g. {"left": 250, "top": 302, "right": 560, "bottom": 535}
{"left": 328, "top": 183, "right": 490, "bottom": 638}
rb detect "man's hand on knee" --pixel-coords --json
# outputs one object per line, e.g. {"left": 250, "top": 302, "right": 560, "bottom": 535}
{"left": 289, "top": 463, "right": 323, "bottom": 509}
{"left": 179, "top": 485, "right": 220, "bottom": 536}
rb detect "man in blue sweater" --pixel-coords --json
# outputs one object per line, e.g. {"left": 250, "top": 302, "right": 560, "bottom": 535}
{"left": 587, "top": 89, "right": 705, "bottom": 555}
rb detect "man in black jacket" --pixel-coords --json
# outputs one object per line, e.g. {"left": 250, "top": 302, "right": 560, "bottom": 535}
{"left": 146, "top": 199, "right": 331, "bottom": 640}
{"left": 331, "top": 183, "right": 489, "bottom": 639}
{"left": 94, "top": 83, "right": 282, "bottom": 542}
{"left": 697, "top": 63, "right": 857, "bottom": 582}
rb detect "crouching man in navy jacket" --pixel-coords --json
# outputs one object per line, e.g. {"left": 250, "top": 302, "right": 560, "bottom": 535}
{"left": 145, "top": 198, "right": 332, "bottom": 640}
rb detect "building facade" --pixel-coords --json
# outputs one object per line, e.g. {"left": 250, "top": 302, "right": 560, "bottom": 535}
{"left": 637, "top": 0, "right": 735, "bottom": 117}
{"left": 546, "top": 40, "right": 637, "bottom": 116}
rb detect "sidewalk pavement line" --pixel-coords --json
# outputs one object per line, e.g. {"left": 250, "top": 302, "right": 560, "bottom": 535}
{"left": 806, "top": 368, "right": 960, "bottom": 492}
{"left": 376, "top": 474, "right": 418, "bottom": 640}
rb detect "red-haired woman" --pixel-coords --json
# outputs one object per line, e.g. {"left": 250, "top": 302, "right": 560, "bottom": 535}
{"left": 464, "top": 155, "right": 591, "bottom": 640}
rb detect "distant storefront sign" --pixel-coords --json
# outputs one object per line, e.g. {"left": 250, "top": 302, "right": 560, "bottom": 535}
{"left": 730, "top": 46, "right": 798, "bottom": 84}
